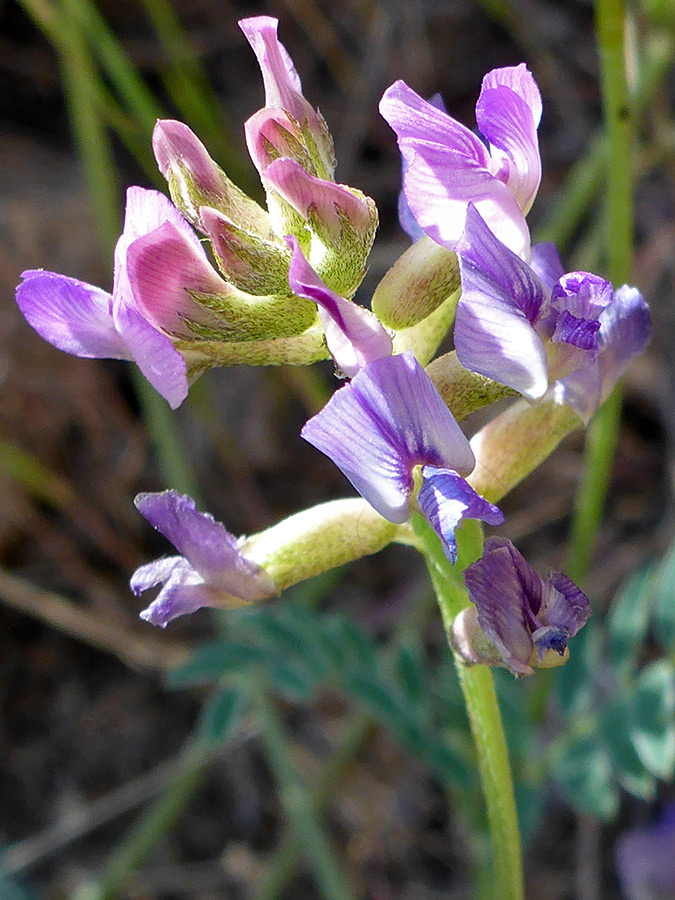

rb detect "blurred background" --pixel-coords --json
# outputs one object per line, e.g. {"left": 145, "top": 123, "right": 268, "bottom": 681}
{"left": 0, "top": 0, "right": 674, "bottom": 898}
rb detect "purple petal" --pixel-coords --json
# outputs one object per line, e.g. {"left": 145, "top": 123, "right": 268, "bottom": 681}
{"left": 286, "top": 236, "right": 391, "bottom": 376}
{"left": 530, "top": 242, "right": 565, "bottom": 292}
{"left": 125, "top": 220, "right": 231, "bottom": 336}
{"left": 455, "top": 205, "right": 549, "bottom": 398}
{"left": 380, "top": 80, "right": 489, "bottom": 163}
{"left": 480, "top": 65, "right": 543, "bottom": 127}
{"left": 130, "top": 556, "right": 184, "bottom": 594}
{"left": 400, "top": 139, "right": 531, "bottom": 256}
{"left": 301, "top": 352, "right": 475, "bottom": 523}
{"left": 598, "top": 284, "right": 652, "bottom": 397}
{"left": 554, "top": 283, "right": 651, "bottom": 422}
{"left": 616, "top": 808, "right": 675, "bottom": 900}
{"left": 550, "top": 272, "right": 613, "bottom": 321}
{"left": 476, "top": 67, "right": 542, "bottom": 213}
{"left": 540, "top": 571, "right": 591, "bottom": 637}
{"left": 138, "top": 561, "right": 223, "bottom": 628}
{"left": 238, "top": 17, "right": 304, "bottom": 116}
{"left": 380, "top": 79, "right": 532, "bottom": 256}
{"left": 397, "top": 188, "right": 424, "bottom": 241}
{"left": 552, "top": 360, "right": 603, "bottom": 424}
{"left": 16, "top": 271, "right": 129, "bottom": 359}
{"left": 551, "top": 310, "right": 601, "bottom": 350}
{"left": 113, "top": 186, "right": 202, "bottom": 310}
{"left": 134, "top": 491, "right": 274, "bottom": 600}
{"left": 417, "top": 467, "right": 503, "bottom": 562}
{"left": 264, "top": 158, "right": 374, "bottom": 239}
{"left": 464, "top": 539, "right": 538, "bottom": 675}
{"left": 113, "top": 304, "right": 188, "bottom": 409}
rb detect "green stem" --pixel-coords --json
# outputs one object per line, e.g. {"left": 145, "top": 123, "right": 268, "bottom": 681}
{"left": 416, "top": 516, "right": 524, "bottom": 900}
{"left": 568, "top": 0, "right": 634, "bottom": 583}
{"left": 254, "top": 686, "right": 355, "bottom": 900}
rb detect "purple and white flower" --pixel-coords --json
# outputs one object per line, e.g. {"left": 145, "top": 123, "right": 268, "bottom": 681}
{"left": 301, "top": 352, "right": 503, "bottom": 561}
{"left": 15, "top": 187, "right": 214, "bottom": 409}
{"left": 454, "top": 204, "right": 652, "bottom": 414}
{"left": 463, "top": 537, "right": 591, "bottom": 676}
{"left": 380, "top": 64, "right": 542, "bottom": 258}
{"left": 132, "top": 490, "right": 276, "bottom": 627}
{"left": 285, "top": 236, "right": 392, "bottom": 377}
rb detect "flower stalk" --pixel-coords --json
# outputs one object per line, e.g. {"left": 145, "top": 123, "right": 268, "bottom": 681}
{"left": 415, "top": 514, "right": 525, "bottom": 900}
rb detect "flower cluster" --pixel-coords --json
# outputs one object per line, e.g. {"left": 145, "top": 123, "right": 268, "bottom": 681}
{"left": 15, "top": 17, "right": 652, "bottom": 675}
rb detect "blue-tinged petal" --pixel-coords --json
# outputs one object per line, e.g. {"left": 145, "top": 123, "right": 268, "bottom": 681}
{"left": 540, "top": 571, "right": 591, "bottom": 637}
{"left": 113, "top": 304, "right": 188, "bottom": 409}
{"left": 530, "top": 242, "right": 565, "bottom": 292}
{"left": 476, "top": 72, "right": 541, "bottom": 213}
{"left": 554, "top": 283, "right": 651, "bottom": 422}
{"left": 464, "top": 540, "right": 537, "bottom": 676}
{"left": 418, "top": 467, "right": 503, "bottom": 562}
{"left": 397, "top": 187, "right": 424, "bottom": 241}
{"left": 598, "top": 284, "right": 652, "bottom": 396}
{"left": 137, "top": 561, "right": 227, "bottom": 628}
{"left": 455, "top": 205, "right": 548, "bottom": 398}
{"left": 301, "top": 352, "right": 474, "bottom": 523}
{"left": 130, "top": 556, "right": 184, "bottom": 594}
{"left": 16, "top": 271, "right": 129, "bottom": 359}
{"left": 286, "top": 236, "right": 391, "bottom": 377}
{"left": 550, "top": 272, "right": 613, "bottom": 321}
{"left": 616, "top": 807, "right": 675, "bottom": 900}
{"left": 552, "top": 360, "right": 603, "bottom": 424}
{"left": 551, "top": 310, "right": 601, "bottom": 350}
{"left": 134, "top": 490, "right": 275, "bottom": 600}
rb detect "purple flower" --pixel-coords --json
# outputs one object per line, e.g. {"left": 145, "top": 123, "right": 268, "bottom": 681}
{"left": 16, "top": 187, "right": 198, "bottom": 408}
{"left": 132, "top": 491, "right": 276, "bottom": 627}
{"left": 380, "top": 64, "right": 542, "bottom": 258}
{"left": 455, "top": 204, "right": 651, "bottom": 413}
{"left": 463, "top": 537, "right": 591, "bottom": 676}
{"left": 616, "top": 806, "right": 675, "bottom": 900}
{"left": 301, "top": 352, "right": 503, "bottom": 561}
{"left": 285, "top": 236, "right": 392, "bottom": 377}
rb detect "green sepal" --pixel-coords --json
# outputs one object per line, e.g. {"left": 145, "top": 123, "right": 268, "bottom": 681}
{"left": 426, "top": 352, "right": 515, "bottom": 422}
{"left": 372, "top": 236, "right": 459, "bottom": 328}
{"left": 178, "top": 325, "right": 329, "bottom": 374}
{"left": 204, "top": 212, "right": 294, "bottom": 296}
{"left": 391, "top": 288, "right": 459, "bottom": 366}
{"left": 166, "top": 165, "right": 271, "bottom": 239}
{"left": 185, "top": 283, "right": 317, "bottom": 342}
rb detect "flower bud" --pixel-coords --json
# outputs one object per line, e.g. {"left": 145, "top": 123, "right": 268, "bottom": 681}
{"left": 153, "top": 119, "right": 271, "bottom": 236}
{"left": 372, "top": 236, "right": 459, "bottom": 329}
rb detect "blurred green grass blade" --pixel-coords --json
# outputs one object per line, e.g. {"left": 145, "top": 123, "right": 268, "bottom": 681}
{"left": 138, "top": 0, "right": 253, "bottom": 190}
{"left": 61, "top": 0, "right": 164, "bottom": 133}
{"left": 0, "top": 440, "right": 75, "bottom": 507}
{"left": 58, "top": 0, "right": 121, "bottom": 252}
